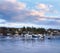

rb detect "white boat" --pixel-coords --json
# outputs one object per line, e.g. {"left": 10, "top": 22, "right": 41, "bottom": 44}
{"left": 24, "top": 34, "right": 32, "bottom": 39}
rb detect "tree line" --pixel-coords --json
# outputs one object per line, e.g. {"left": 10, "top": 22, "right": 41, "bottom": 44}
{"left": 0, "top": 27, "right": 60, "bottom": 35}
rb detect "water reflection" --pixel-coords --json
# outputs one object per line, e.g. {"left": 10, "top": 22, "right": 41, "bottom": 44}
{"left": 0, "top": 36, "right": 60, "bottom": 53}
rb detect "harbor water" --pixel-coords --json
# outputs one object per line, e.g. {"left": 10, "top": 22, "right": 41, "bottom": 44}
{"left": 0, "top": 36, "right": 60, "bottom": 53}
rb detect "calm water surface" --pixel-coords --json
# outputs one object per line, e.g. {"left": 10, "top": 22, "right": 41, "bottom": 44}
{"left": 0, "top": 36, "right": 60, "bottom": 53}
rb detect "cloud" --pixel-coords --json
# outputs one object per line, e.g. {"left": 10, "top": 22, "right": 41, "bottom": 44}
{"left": 0, "top": 22, "right": 40, "bottom": 28}
{"left": 4, "top": 0, "right": 16, "bottom": 3}
{"left": 0, "top": 1, "right": 59, "bottom": 22}
{"left": 0, "top": 0, "right": 26, "bottom": 10}
{"left": 0, "top": 0, "right": 41, "bottom": 23}
{"left": 16, "top": 2, "right": 26, "bottom": 10}
{"left": 55, "top": 20, "right": 60, "bottom": 23}
{"left": 36, "top": 3, "right": 50, "bottom": 12}
{"left": 0, "top": 0, "right": 60, "bottom": 29}
{"left": 36, "top": 16, "right": 60, "bottom": 21}
{"left": 36, "top": 17, "right": 47, "bottom": 21}
{"left": 0, "top": 0, "right": 27, "bottom": 22}
{"left": 37, "top": 3, "right": 48, "bottom": 9}
{"left": 33, "top": 16, "right": 60, "bottom": 27}
{"left": 30, "top": 10, "right": 45, "bottom": 17}
{"left": 0, "top": 19, "right": 6, "bottom": 23}
{"left": 36, "top": 3, "right": 59, "bottom": 14}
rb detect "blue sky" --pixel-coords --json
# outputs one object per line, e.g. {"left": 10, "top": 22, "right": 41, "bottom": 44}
{"left": 0, "top": 0, "right": 60, "bottom": 29}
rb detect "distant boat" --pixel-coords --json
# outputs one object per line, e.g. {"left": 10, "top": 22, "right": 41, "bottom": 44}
{"left": 24, "top": 34, "right": 32, "bottom": 39}
{"left": 32, "top": 34, "right": 39, "bottom": 38}
{"left": 5, "top": 36, "right": 12, "bottom": 39}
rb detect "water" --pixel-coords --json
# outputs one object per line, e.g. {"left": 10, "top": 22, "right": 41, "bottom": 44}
{"left": 0, "top": 36, "right": 60, "bottom": 53}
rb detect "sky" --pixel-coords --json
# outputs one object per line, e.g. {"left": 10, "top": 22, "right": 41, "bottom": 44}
{"left": 0, "top": 0, "right": 60, "bottom": 29}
